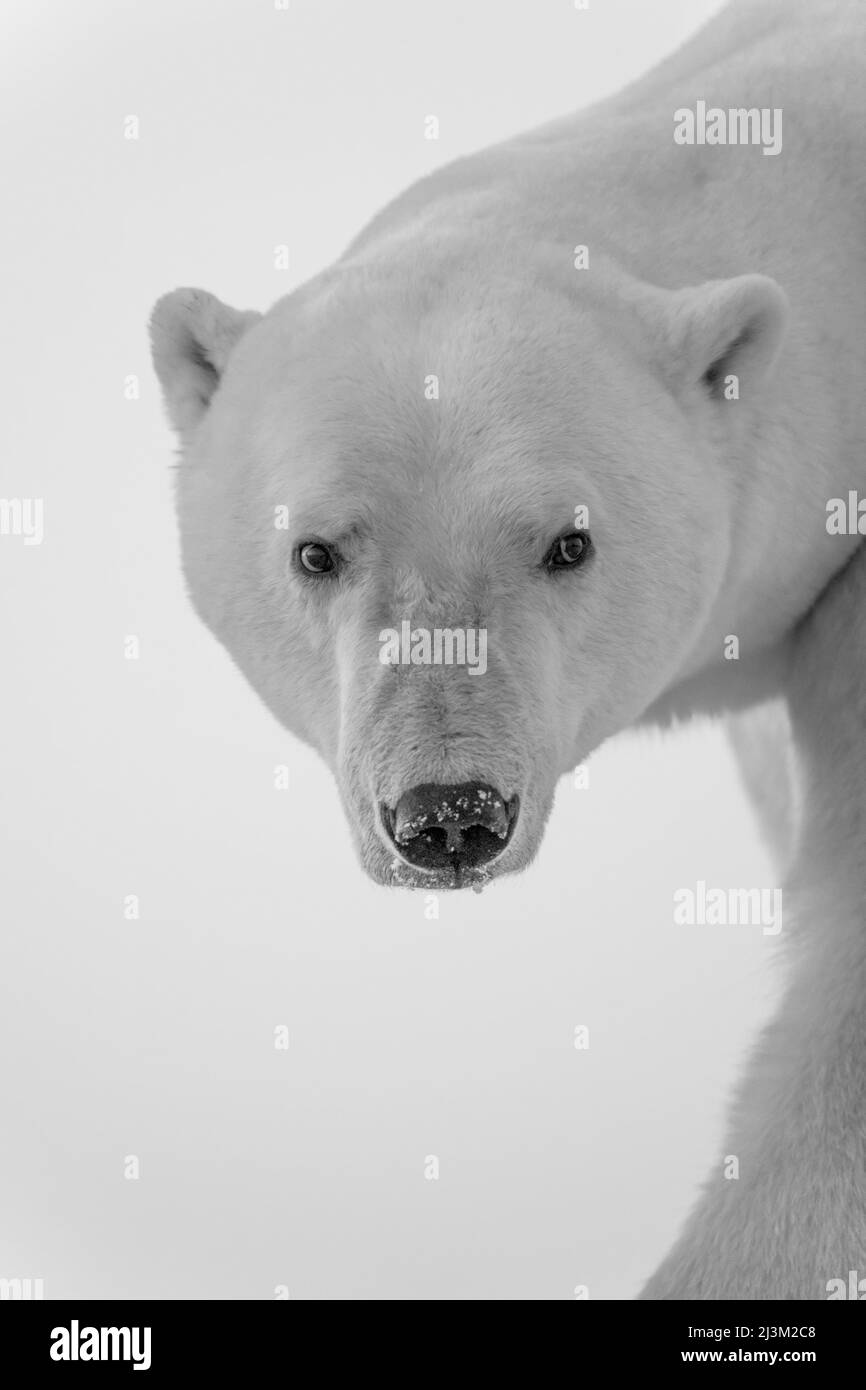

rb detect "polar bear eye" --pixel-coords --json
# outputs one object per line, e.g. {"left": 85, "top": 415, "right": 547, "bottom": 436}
{"left": 544, "top": 530, "right": 591, "bottom": 571}
{"left": 297, "top": 540, "right": 338, "bottom": 575}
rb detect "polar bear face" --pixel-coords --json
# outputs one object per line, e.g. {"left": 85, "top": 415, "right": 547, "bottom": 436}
{"left": 152, "top": 256, "right": 785, "bottom": 888}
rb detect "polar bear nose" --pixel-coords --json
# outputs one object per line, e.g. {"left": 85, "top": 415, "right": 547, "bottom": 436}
{"left": 384, "top": 782, "right": 519, "bottom": 873}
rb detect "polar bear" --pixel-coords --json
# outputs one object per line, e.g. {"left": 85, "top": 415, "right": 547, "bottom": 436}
{"left": 151, "top": 0, "right": 866, "bottom": 1297}
{"left": 151, "top": 0, "right": 866, "bottom": 892}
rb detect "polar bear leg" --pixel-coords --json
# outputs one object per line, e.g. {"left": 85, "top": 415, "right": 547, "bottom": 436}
{"left": 641, "top": 546, "right": 866, "bottom": 1300}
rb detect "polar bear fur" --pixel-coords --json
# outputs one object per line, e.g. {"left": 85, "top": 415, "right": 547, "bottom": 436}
{"left": 642, "top": 539, "right": 866, "bottom": 1299}
{"left": 151, "top": 0, "right": 866, "bottom": 1296}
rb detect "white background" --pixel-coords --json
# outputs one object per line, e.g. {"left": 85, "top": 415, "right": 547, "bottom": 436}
{"left": 0, "top": 0, "right": 783, "bottom": 1300}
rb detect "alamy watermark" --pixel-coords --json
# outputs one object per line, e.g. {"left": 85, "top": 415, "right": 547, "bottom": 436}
{"left": 674, "top": 101, "right": 782, "bottom": 157}
{"left": 379, "top": 621, "right": 487, "bottom": 675}
{"left": 0, "top": 498, "right": 43, "bottom": 545}
{"left": 826, "top": 491, "right": 866, "bottom": 534}
{"left": 50, "top": 1321, "right": 151, "bottom": 1371}
{"left": 674, "top": 880, "right": 782, "bottom": 936}
{"left": 0, "top": 1276, "right": 44, "bottom": 1300}
{"left": 826, "top": 1271, "right": 866, "bottom": 1299}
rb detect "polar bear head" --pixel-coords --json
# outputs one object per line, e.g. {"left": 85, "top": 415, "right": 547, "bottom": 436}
{"left": 151, "top": 246, "right": 786, "bottom": 889}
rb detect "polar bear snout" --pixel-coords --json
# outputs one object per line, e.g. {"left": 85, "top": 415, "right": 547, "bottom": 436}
{"left": 381, "top": 781, "right": 519, "bottom": 879}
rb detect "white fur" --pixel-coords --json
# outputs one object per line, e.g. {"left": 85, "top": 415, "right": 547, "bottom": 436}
{"left": 643, "top": 544, "right": 866, "bottom": 1299}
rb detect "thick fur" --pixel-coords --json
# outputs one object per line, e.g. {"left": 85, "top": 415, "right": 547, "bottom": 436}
{"left": 642, "top": 544, "right": 866, "bottom": 1299}
{"left": 727, "top": 701, "right": 800, "bottom": 869}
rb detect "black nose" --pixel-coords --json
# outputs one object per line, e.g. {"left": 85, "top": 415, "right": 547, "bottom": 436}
{"left": 384, "top": 782, "right": 519, "bottom": 873}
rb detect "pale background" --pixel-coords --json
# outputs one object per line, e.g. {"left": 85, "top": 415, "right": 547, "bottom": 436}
{"left": 0, "top": 0, "right": 783, "bottom": 1300}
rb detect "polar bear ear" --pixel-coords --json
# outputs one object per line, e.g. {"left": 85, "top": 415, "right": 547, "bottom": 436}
{"left": 150, "top": 288, "right": 262, "bottom": 437}
{"left": 653, "top": 274, "right": 788, "bottom": 403}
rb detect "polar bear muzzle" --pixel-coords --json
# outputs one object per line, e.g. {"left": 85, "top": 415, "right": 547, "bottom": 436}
{"left": 381, "top": 782, "right": 519, "bottom": 881}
